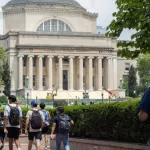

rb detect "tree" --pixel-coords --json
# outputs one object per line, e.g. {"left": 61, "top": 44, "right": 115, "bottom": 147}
{"left": 0, "top": 47, "right": 6, "bottom": 85}
{"left": 122, "top": 79, "right": 129, "bottom": 96}
{"left": 128, "top": 65, "right": 137, "bottom": 98}
{"left": 2, "top": 61, "right": 11, "bottom": 96}
{"left": 106, "top": 0, "right": 150, "bottom": 59}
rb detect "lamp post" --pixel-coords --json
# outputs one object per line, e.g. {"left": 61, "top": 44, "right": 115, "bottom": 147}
{"left": 120, "top": 78, "right": 123, "bottom": 89}
{"left": 25, "top": 76, "right": 29, "bottom": 109}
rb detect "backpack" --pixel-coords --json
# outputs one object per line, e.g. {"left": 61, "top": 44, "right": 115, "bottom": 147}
{"left": 0, "top": 119, "right": 4, "bottom": 130}
{"left": 8, "top": 106, "right": 20, "bottom": 126}
{"left": 42, "top": 110, "right": 50, "bottom": 126}
{"left": 58, "top": 114, "right": 71, "bottom": 133}
{"left": 31, "top": 110, "right": 42, "bottom": 129}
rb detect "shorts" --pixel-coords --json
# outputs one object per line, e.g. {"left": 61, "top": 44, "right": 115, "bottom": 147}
{"left": 7, "top": 127, "right": 20, "bottom": 139}
{"left": 42, "top": 126, "right": 49, "bottom": 134}
{"left": 28, "top": 132, "right": 42, "bottom": 141}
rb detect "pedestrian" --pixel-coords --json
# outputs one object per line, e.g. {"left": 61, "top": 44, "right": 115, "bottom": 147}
{"left": 40, "top": 103, "right": 51, "bottom": 150}
{"left": 50, "top": 107, "right": 74, "bottom": 150}
{"left": 25, "top": 100, "right": 44, "bottom": 150}
{"left": 0, "top": 112, "right": 5, "bottom": 149}
{"left": 4, "top": 95, "right": 22, "bottom": 150}
{"left": 138, "top": 88, "right": 150, "bottom": 145}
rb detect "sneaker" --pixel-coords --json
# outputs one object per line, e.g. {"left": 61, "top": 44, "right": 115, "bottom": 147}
{"left": 44, "top": 147, "right": 48, "bottom": 150}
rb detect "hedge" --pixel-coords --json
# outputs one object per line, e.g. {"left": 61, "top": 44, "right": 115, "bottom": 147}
{"left": 2, "top": 100, "right": 150, "bottom": 143}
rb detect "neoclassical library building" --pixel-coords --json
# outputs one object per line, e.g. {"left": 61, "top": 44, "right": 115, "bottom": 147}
{"left": 0, "top": 0, "right": 136, "bottom": 99}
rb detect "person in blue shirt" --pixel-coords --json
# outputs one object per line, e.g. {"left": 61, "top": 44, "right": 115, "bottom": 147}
{"left": 138, "top": 88, "right": 150, "bottom": 145}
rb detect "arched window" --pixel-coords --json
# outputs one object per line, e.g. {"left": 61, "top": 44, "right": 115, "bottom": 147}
{"left": 37, "top": 19, "right": 72, "bottom": 32}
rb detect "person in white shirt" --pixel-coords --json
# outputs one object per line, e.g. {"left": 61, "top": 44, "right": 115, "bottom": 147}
{"left": 25, "top": 100, "right": 44, "bottom": 150}
{"left": 4, "top": 95, "right": 22, "bottom": 150}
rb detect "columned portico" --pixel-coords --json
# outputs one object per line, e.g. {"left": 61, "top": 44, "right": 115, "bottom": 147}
{"left": 79, "top": 56, "right": 84, "bottom": 91}
{"left": 18, "top": 55, "right": 23, "bottom": 90}
{"left": 47, "top": 56, "right": 53, "bottom": 90}
{"left": 88, "top": 57, "right": 93, "bottom": 91}
{"left": 97, "top": 57, "right": 103, "bottom": 91}
{"left": 107, "top": 57, "right": 113, "bottom": 90}
{"left": 58, "top": 56, "right": 64, "bottom": 91}
{"left": 38, "top": 55, "right": 43, "bottom": 90}
{"left": 28, "top": 55, "right": 34, "bottom": 90}
{"left": 69, "top": 56, "right": 74, "bottom": 91}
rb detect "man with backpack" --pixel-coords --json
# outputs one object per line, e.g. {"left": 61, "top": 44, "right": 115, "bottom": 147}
{"left": 25, "top": 100, "right": 44, "bottom": 150}
{"left": 50, "top": 107, "right": 74, "bottom": 150}
{"left": 4, "top": 95, "right": 22, "bottom": 150}
{"left": 138, "top": 88, "right": 150, "bottom": 145}
{"left": 40, "top": 103, "right": 51, "bottom": 150}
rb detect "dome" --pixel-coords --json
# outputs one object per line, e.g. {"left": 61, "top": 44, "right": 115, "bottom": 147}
{"left": 5, "top": 0, "right": 84, "bottom": 9}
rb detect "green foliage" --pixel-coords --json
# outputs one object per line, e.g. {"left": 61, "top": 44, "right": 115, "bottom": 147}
{"left": 2, "top": 61, "right": 11, "bottom": 96}
{"left": 106, "top": 0, "right": 150, "bottom": 59}
{"left": 122, "top": 80, "right": 128, "bottom": 96}
{"left": 128, "top": 65, "right": 137, "bottom": 98}
{"left": 53, "top": 100, "right": 68, "bottom": 107}
{"left": 13, "top": 100, "right": 150, "bottom": 143}
{"left": 0, "top": 95, "right": 7, "bottom": 103}
{"left": 0, "top": 47, "right": 6, "bottom": 85}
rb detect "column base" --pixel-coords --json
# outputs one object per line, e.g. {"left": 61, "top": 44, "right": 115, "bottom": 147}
{"left": 69, "top": 89, "right": 74, "bottom": 91}
{"left": 79, "top": 89, "right": 84, "bottom": 91}
{"left": 47, "top": 89, "right": 53, "bottom": 91}
{"left": 97, "top": 89, "right": 103, "bottom": 91}
{"left": 58, "top": 89, "right": 63, "bottom": 91}
{"left": 88, "top": 89, "right": 93, "bottom": 91}
{"left": 37, "top": 88, "right": 43, "bottom": 91}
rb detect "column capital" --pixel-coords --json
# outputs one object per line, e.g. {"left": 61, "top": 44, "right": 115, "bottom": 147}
{"left": 47, "top": 55, "right": 54, "bottom": 58}
{"left": 68, "top": 56, "right": 74, "bottom": 59}
{"left": 28, "top": 55, "right": 34, "bottom": 58}
{"left": 58, "top": 56, "right": 64, "bottom": 59}
{"left": 97, "top": 56, "right": 103, "bottom": 59}
{"left": 18, "top": 55, "right": 24, "bottom": 58}
{"left": 78, "top": 56, "right": 84, "bottom": 59}
{"left": 38, "top": 55, "right": 44, "bottom": 58}
{"left": 106, "top": 56, "right": 112, "bottom": 60}
{"left": 88, "top": 56, "right": 94, "bottom": 59}
{"left": 112, "top": 56, "right": 118, "bottom": 59}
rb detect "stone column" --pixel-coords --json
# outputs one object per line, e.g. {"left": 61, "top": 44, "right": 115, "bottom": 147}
{"left": 28, "top": 55, "right": 34, "bottom": 90}
{"left": 58, "top": 56, "right": 64, "bottom": 91}
{"left": 107, "top": 57, "right": 113, "bottom": 90}
{"left": 18, "top": 55, "right": 23, "bottom": 90}
{"left": 69, "top": 56, "right": 74, "bottom": 91}
{"left": 79, "top": 56, "right": 84, "bottom": 91}
{"left": 97, "top": 57, "right": 103, "bottom": 91}
{"left": 38, "top": 55, "right": 43, "bottom": 90}
{"left": 47, "top": 56, "right": 53, "bottom": 90}
{"left": 113, "top": 57, "right": 118, "bottom": 89}
{"left": 88, "top": 57, "right": 93, "bottom": 91}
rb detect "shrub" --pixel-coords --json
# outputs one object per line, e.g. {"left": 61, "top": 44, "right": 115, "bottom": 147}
{"left": 53, "top": 100, "right": 68, "bottom": 107}
{"left": 14, "top": 100, "right": 150, "bottom": 143}
{"left": 0, "top": 95, "right": 7, "bottom": 104}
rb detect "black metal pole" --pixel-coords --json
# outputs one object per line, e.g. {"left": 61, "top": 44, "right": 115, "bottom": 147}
{"left": 27, "top": 93, "right": 29, "bottom": 109}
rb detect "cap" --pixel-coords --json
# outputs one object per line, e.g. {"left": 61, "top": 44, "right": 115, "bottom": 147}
{"left": 31, "top": 100, "right": 38, "bottom": 105}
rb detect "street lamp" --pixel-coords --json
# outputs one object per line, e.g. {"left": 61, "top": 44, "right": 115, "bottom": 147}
{"left": 101, "top": 92, "right": 104, "bottom": 103}
{"left": 25, "top": 76, "right": 29, "bottom": 89}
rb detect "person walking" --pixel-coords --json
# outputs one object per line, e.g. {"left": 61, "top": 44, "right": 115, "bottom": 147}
{"left": 40, "top": 103, "right": 51, "bottom": 150}
{"left": 4, "top": 95, "right": 22, "bottom": 150}
{"left": 25, "top": 100, "right": 44, "bottom": 150}
{"left": 0, "top": 112, "right": 5, "bottom": 150}
{"left": 50, "top": 107, "right": 74, "bottom": 150}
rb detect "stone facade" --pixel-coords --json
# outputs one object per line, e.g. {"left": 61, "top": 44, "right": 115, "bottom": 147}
{"left": 0, "top": 0, "right": 137, "bottom": 98}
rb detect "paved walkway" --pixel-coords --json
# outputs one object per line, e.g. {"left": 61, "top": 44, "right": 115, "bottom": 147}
{"left": 3, "top": 144, "right": 52, "bottom": 150}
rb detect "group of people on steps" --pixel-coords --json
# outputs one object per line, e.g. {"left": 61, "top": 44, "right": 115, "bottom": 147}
{"left": 0, "top": 95, "right": 74, "bottom": 150}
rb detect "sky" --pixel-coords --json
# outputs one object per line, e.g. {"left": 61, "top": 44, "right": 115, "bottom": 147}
{"left": 0, "top": 0, "right": 132, "bottom": 40}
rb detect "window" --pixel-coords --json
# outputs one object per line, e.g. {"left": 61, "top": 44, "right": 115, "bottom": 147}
{"left": 63, "top": 58, "right": 69, "bottom": 63}
{"left": 43, "top": 75, "right": 46, "bottom": 87}
{"left": 23, "top": 57, "right": 27, "bottom": 67}
{"left": 33, "top": 57, "right": 36, "bottom": 67}
{"left": 33, "top": 75, "right": 36, "bottom": 87}
{"left": 23, "top": 75, "right": 26, "bottom": 86}
{"left": 43, "top": 57, "right": 46, "bottom": 67}
{"left": 125, "top": 63, "right": 130, "bottom": 71}
{"left": 37, "top": 19, "right": 72, "bottom": 32}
